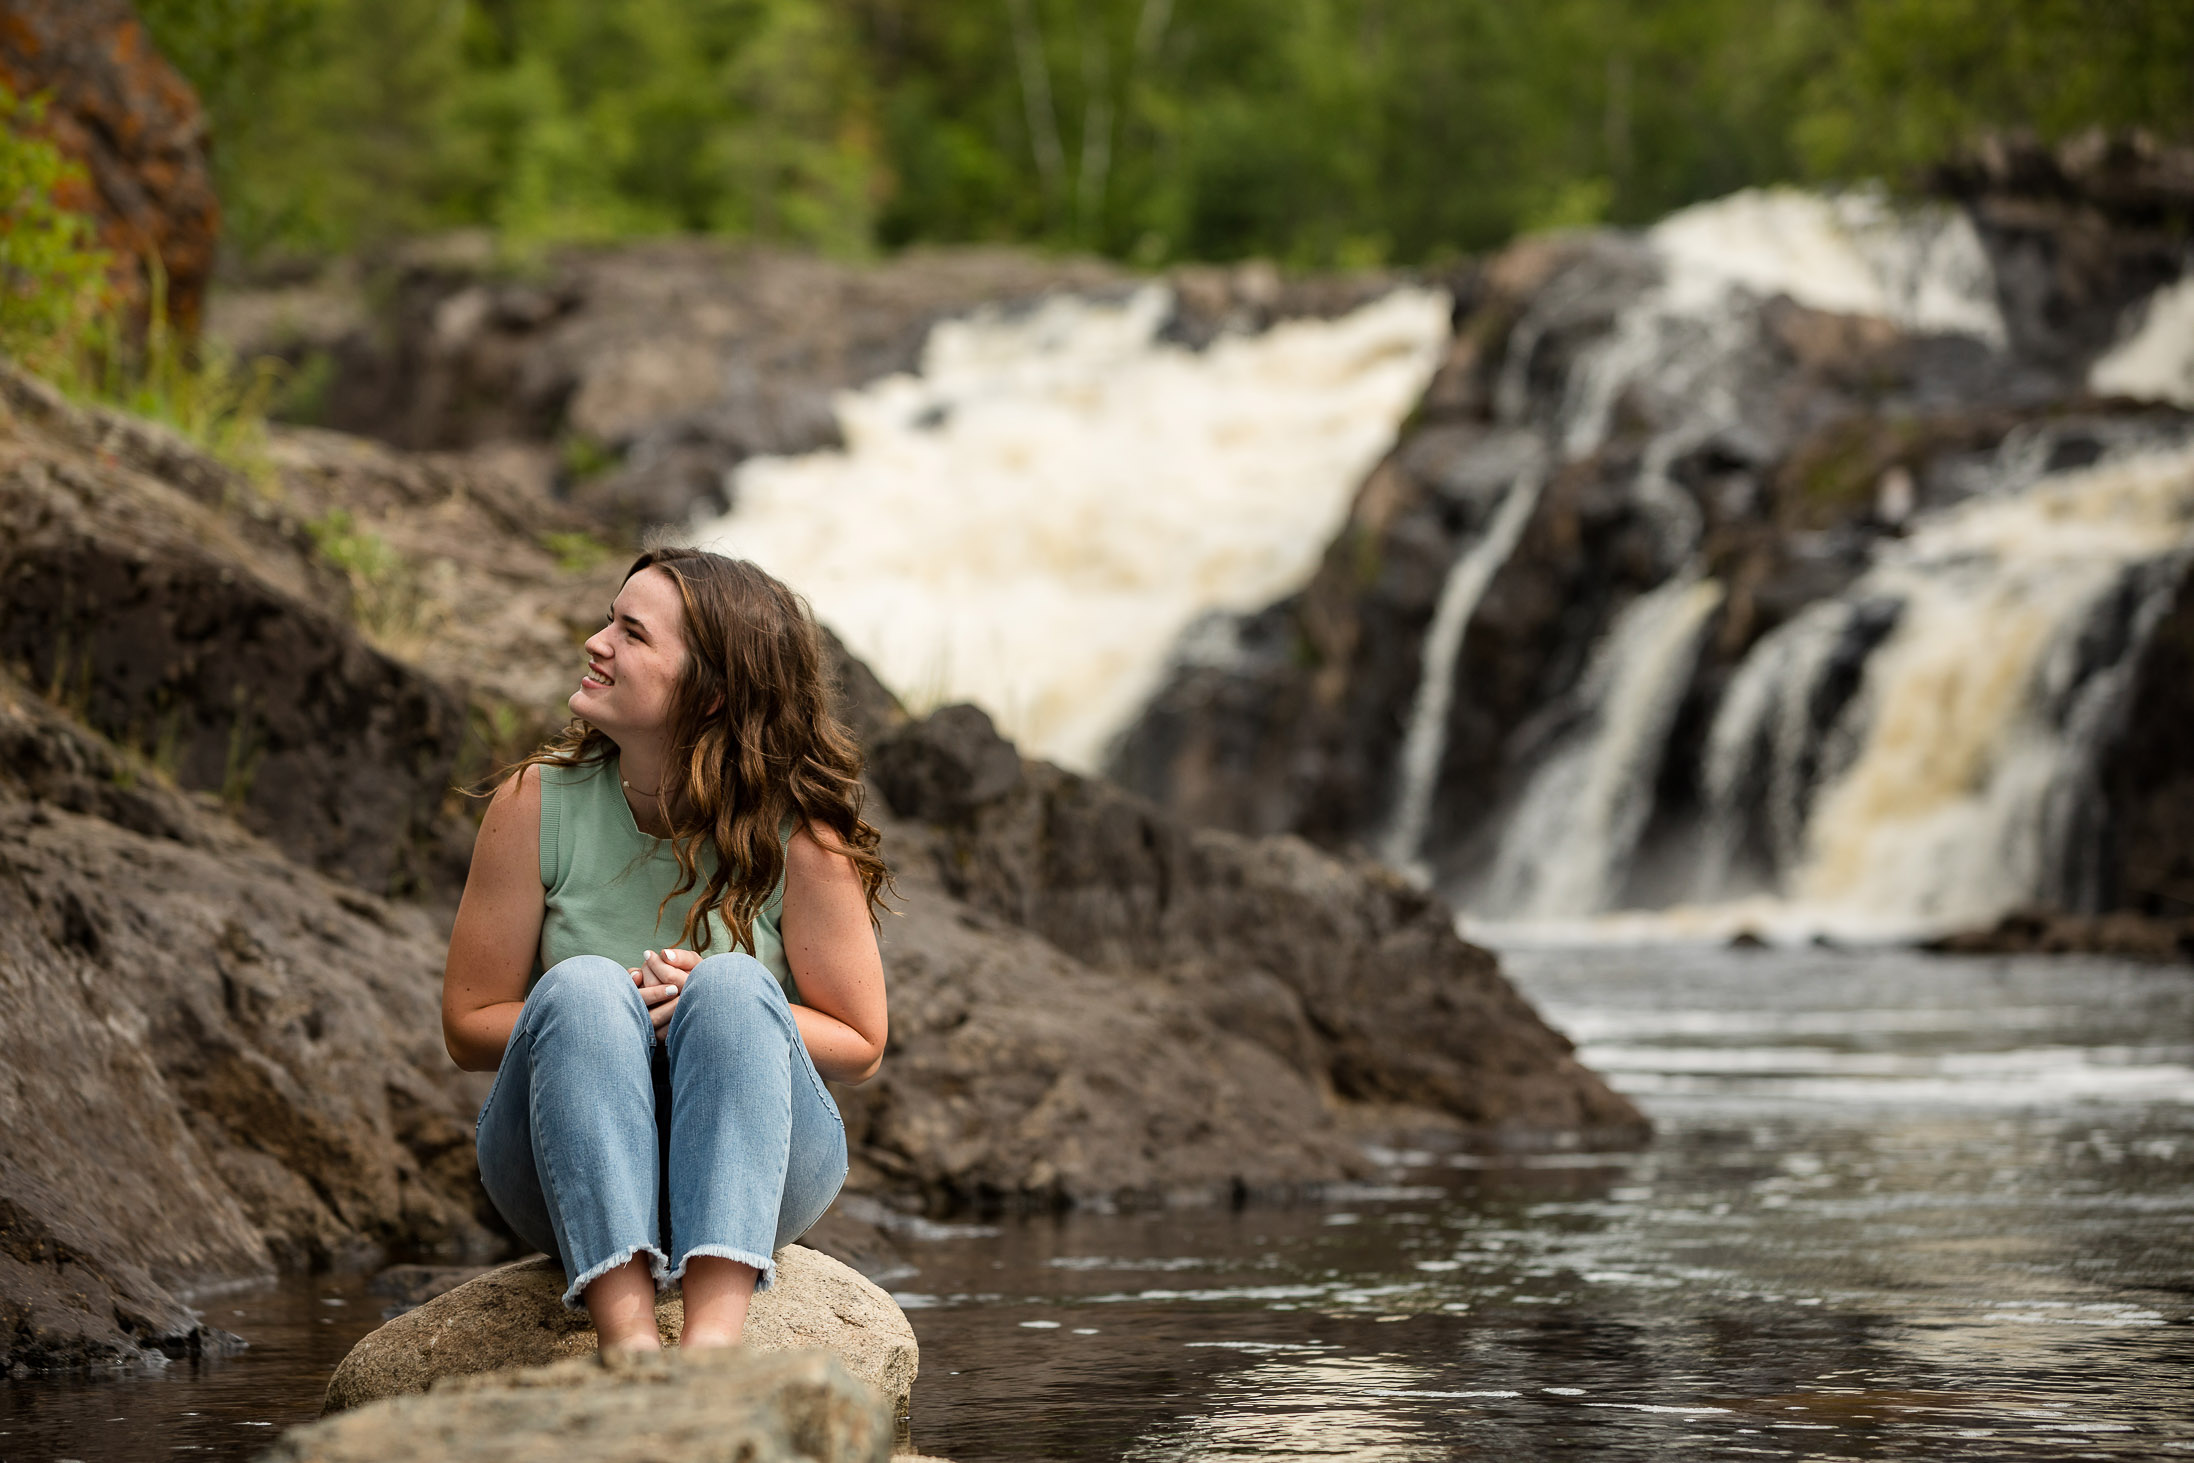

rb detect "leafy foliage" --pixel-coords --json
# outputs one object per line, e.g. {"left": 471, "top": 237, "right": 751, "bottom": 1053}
{"left": 134, "top": 0, "right": 2194, "bottom": 268}
{"left": 0, "top": 90, "right": 114, "bottom": 374}
{"left": 0, "top": 85, "right": 278, "bottom": 477}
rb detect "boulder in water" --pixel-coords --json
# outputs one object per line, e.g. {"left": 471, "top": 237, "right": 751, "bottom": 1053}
{"left": 270, "top": 1346, "right": 893, "bottom": 1463}
{"left": 322, "top": 1246, "right": 919, "bottom": 1437}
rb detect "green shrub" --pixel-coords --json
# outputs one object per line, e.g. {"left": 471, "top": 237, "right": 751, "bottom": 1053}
{"left": 0, "top": 90, "right": 113, "bottom": 376}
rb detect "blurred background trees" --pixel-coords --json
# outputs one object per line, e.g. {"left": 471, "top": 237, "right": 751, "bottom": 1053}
{"left": 96, "top": 0, "right": 2194, "bottom": 271}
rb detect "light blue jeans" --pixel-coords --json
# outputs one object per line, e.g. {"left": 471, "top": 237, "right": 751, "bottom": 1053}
{"left": 476, "top": 952, "right": 848, "bottom": 1308}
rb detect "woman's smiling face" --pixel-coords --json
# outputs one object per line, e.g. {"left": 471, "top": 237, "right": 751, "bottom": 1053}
{"left": 570, "top": 566, "right": 689, "bottom": 740}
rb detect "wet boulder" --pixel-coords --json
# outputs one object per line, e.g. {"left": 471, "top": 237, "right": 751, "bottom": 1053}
{"left": 322, "top": 1247, "right": 919, "bottom": 1436}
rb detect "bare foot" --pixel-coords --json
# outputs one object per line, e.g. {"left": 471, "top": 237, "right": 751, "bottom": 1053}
{"left": 584, "top": 1256, "right": 663, "bottom": 1353}
{"left": 679, "top": 1255, "right": 758, "bottom": 1348}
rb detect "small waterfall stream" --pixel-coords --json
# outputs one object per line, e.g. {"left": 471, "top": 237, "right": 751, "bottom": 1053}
{"left": 1480, "top": 576, "right": 1726, "bottom": 918}
{"left": 1377, "top": 466, "right": 1545, "bottom": 876}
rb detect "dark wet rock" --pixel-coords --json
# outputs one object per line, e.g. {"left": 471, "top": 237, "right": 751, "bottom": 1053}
{"left": 323, "top": 1247, "right": 917, "bottom": 1430}
{"left": 2098, "top": 555, "right": 2194, "bottom": 921}
{"left": 272, "top": 1346, "right": 893, "bottom": 1463}
{"left": 0, "top": 0, "right": 220, "bottom": 334}
{"left": 1930, "top": 130, "right": 2194, "bottom": 373}
{"left": 1925, "top": 908, "right": 2194, "bottom": 964}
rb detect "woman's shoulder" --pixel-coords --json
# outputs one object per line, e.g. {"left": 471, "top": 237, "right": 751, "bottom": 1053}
{"left": 529, "top": 757, "right": 611, "bottom": 789}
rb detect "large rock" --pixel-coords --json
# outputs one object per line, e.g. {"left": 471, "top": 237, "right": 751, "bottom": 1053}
{"left": 269, "top": 1346, "right": 892, "bottom": 1463}
{"left": 1929, "top": 130, "right": 2194, "bottom": 371}
{"left": 0, "top": 666, "right": 501, "bottom": 1370}
{"left": 323, "top": 1247, "right": 918, "bottom": 1438}
{"left": 0, "top": 0, "right": 220, "bottom": 334}
{"left": 0, "top": 366, "right": 467, "bottom": 895}
{"left": 863, "top": 708, "right": 1645, "bottom": 1174}
{"left": 2101, "top": 554, "right": 2194, "bottom": 919}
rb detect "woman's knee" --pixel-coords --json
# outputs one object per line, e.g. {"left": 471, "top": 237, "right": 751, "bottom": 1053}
{"left": 672, "top": 953, "right": 786, "bottom": 1029}
{"left": 527, "top": 955, "right": 644, "bottom": 1022}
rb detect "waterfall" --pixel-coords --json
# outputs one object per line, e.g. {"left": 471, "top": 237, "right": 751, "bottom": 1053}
{"left": 1693, "top": 596, "right": 1903, "bottom": 897}
{"left": 1384, "top": 188, "right": 2007, "bottom": 909}
{"left": 695, "top": 284, "right": 1450, "bottom": 771}
{"left": 1691, "top": 441, "right": 2194, "bottom": 935}
{"left": 1791, "top": 445, "right": 2194, "bottom": 927}
{"left": 2091, "top": 276, "right": 2194, "bottom": 409}
{"left": 1377, "top": 466, "right": 1546, "bottom": 876}
{"left": 1478, "top": 575, "right": 1726, "bottom": 919}
{"left": 1557, "top": 187, "right": 2004, "bottom": 461}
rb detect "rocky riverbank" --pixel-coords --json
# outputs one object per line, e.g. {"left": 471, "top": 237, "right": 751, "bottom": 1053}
{"left": 0, "top": 358, "right": 1641, "bottom": 1370}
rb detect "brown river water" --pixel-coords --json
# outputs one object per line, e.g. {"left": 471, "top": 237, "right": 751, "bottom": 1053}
{"left": 4, "top": 945, "right": 2189, "bottom": 1462}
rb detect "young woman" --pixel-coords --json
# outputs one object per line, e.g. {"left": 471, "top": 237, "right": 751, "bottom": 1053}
{"left": 441, "top": 546, "right": 889, "bottom": 1352}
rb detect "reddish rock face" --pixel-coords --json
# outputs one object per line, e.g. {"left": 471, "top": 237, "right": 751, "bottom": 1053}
{"left": 0, "top": 0, "right": 219, "bottom": 335}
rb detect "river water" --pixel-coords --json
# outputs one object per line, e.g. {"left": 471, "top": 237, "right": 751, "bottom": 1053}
{"left": 4, "top": 945, "right": 2188, "bottom": 1461}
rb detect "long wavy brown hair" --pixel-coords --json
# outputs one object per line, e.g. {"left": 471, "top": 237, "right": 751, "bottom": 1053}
{"left": 505, "top": 546, "right": 890, "bottom": 954}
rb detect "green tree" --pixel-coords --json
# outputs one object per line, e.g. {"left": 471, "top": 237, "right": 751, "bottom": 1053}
{"left": 131, "top": 0, "right": 2194, "bottom": 270}
{"left": 1796, "top": 0, "right": 2194, "bottom": 177}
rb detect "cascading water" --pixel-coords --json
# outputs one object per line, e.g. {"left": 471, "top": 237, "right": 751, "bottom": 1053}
{"left": 690, "top": 182, "right": 2182, "bottom": 944}
{"left": 1479, "top": 575, "right": 1726, "bottom": 919}
{"left": 1714, "top": 443, "right": 2194, "bottom": 934}
{"left": 1435, "top": 188, "right": 2012, "bottom": 925}
{"left": 1377, "top": 461, "right": 1545, "bottom": 876}
{"left": 695, "top": 284, "right": 1450, "bottom": 771}
{"left": 1554, "top": 187, "right": 2004, "bottom": 462}
{"left": 2091, "top": 276, "right": 2194, "bottom": 408}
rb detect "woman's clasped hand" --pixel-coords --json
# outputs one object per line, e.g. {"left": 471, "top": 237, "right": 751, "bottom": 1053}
{"left": 631, "top": 947, "right": 702, "bottom": 1036}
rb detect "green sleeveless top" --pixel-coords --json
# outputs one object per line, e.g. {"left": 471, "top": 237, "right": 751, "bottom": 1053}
{"left": 534, "top": 758, "right": 797, "bottom": 1001}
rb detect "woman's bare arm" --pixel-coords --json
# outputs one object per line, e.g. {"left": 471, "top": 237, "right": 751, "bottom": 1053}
{"left": 777, "top": 824, "right": 888, "bottom": 1084}
{"left": 441, "top": 767, "right": 547, "bottom": 1072}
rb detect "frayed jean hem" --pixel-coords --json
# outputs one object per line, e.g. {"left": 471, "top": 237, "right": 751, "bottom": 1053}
{"left": 666, "top": 1244, "right": 777, "bottom": 1292}
{"left": 560, "top": 1241, "right": 672, "bottom": 1311}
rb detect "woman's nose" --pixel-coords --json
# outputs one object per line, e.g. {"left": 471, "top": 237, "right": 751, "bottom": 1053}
{"left": 582, "top": 628, "right": 612, "bottom": 659}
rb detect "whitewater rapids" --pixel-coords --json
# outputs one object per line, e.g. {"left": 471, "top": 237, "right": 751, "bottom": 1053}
{"left": 696, "top": 284, "right": 1451, "bottom": 771}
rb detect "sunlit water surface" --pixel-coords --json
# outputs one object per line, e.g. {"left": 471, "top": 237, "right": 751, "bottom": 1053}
{"left": 898, "top": 947, "right": 2194, "bottom": 1462}
{"left": 4, "top": 946, "right": 2188, "bottom": 1462}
